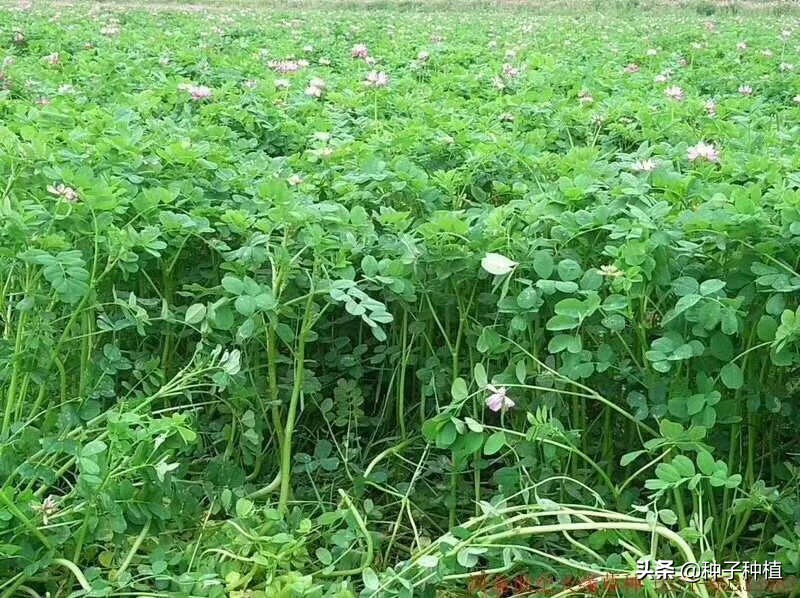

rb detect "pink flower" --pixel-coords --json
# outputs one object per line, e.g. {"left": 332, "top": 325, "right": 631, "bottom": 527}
{"left": 665, "top": 86, "right": 685, "bottom": 101}
{"left": 364, "top": 71, "right": 390, "bottom": 87}
{"left": 688, "top": 141, "right": 720, "bottom": 163}
{"left": 47, "top": 183, "right": 79, "bottom": 202}
{"left": 485, "top": 385, "right": 514, "bottom": 412}
{"left": 654, "top": 74, "right": 670, "bottom": 84}
{"left": 187, "top": 85, "right": 212, "bottom": 101}
{"left": 268, "top": 60, "right": 300, "bottom": 74}
{"left": 502, "top": 63, "right": 520, "bottom": 78}
{"left": 624, "top": 63, "right": 640, "bottom": 73}
{"left": 44, "top": 52, "right": 60, "bottom": 66}
{"left": 631, "top": 159, "right": 657, "bottom": 172}
{"left": 738, "top": 85, "right": 753, "bottom": 96}
{"left": 351, "top": 44, "right": 369, "bottom": 59}
{"left": 704, "top": 21, "right": 716, "bottom": 32}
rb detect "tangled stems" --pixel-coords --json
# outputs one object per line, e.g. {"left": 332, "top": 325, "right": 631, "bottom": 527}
{"left": 384, "top": 506, "right": 708, "bottom": 598}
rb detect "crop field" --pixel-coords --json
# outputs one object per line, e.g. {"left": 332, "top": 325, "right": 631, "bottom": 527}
{"left": 1, "top": 1, "right": 800, "bottom": 596}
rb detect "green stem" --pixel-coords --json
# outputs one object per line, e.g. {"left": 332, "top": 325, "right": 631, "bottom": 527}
{"left": 277, "top": 293, "right": 313, "bottom": 513}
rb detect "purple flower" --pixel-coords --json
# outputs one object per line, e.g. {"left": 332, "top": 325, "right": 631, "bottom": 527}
{"left": 485, "top": 385, "right": 514, "bottom": 412}
{"left": 351, "top": 44, "right": 369, "bottom": 59}
{"left": 688, "top": 141, "right": 720, "bottom": 163}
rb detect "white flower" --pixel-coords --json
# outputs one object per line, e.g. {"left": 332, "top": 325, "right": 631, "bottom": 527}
{"left": 599, "top": 264, "right": 623, "bottom": 278}
{"left": 364, "top": 71, "right": 390, "bottom": 87}
{"left": 47, "top": 183, "right": 79, "bottom": 203}
{"left": 485, "top": 385, "right": 514, "bottom": 412}
{"left": 481, "top": 252, "right": 518, "bottom": 276}
{"left": 631, "top": 159, "right": 657, "bottom": 172}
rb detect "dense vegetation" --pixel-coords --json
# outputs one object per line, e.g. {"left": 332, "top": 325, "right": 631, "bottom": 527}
{"left": 1, "top": 2, "right": 800, "bottom": 596}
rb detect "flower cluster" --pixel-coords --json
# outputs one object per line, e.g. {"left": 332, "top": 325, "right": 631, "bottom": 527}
{"left": 687, "top": 141, "right": 720, "bottom": 163}
{"left": 305, "top": 77, "right": 326, "bottom": 98}
{"left": 364, "top": 71, "right": 390, "bottom": 87}
{"left": 351, "top": 44, "right": 369, "bottom": 59}
{"left": 47, "top": 183, "right": 79, "bottom": 203}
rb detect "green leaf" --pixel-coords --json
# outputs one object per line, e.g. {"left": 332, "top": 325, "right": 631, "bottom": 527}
{"left": 418, "top": 555, "right": 439, "bottom": 568}
{"left": 720, "top": 363, "right": 743, "bottom": 390}
{"left": 235, "top": 498, "right": 254, "bottom": 518}
{"left": 546, "top": 314, "right": 580, "bottom": 331}
{"left": 451, "top": 377, "right": 468, "bottom": 402}
{"left": 533, "top": 251, "right": 554, "bottom": 278}
{"left": 756, "top": 315, "right": 778, "bottom": 341}
{"left": 483, "top": 431, "right": 506, "bottom": 456}
{"left": 515, "top": 360, "right": 526, "bottom": 383}
{"left": 464, "top": 417, "right": 484, "bottom": 433}
{"left": 316, "top": 547, "right": 333, "bottom": 566}
{"left": 725, "top": 474, "right": 742, "bottom": 488}
{"left": 699, "top": 279, "right": 726, "bottom": 295}
{"left": 362, "top": 567, "right": 380, "bottom": 591}
{"left": 672, "top": 455, "right": 695, "bottom": 478}
{"left": 222, "top": 276, "right": 244, "bottom": 295}
{"left": 361, "top": 255, "right": 378, "bottom": 277}
{"left": 620, "top": 450, "right": 645, "bottom": 467}
{"left": 82, "top": 440, "right": 107, "bottom": 456}
{"left": 554, "top": 298, "right": 584, "bottom": 319}
{"left": 473, "top": 363, "right": 487, "bottom": 388}
{"left": 661, "top": 294, "right": 702, "bottom": 324}
{"left": 557, "top": 259, "right": 582, "bottom": 281}
{"left": 697, "top": 450, "right": 715, "bottom": 476}
{"left": 672, "top": 277, "right": 699, "bottom": 296}
{"left": 655, "top": 463, "right": 680, "bottom": 483}
{"left": 659, "top": 509, "right": 678, "bottom": 525}
{"left": 185, "top": 303, "right": 206, "bottom": 324}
